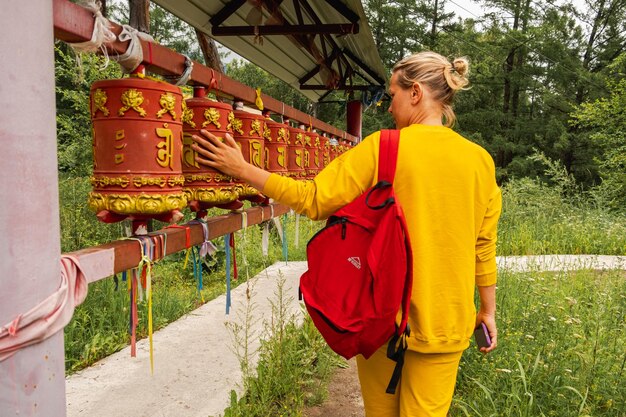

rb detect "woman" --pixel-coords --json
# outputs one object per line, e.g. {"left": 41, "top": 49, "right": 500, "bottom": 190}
{"left": 192, "top": 51, "right": 501, "bottom": 417}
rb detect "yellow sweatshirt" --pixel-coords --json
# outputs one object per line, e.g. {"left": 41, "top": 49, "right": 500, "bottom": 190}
{"left": 263, "top": 124, "right": 501, "bottom": 354}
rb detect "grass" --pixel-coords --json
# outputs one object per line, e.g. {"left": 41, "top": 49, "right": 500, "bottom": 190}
{"left": 223, "top": 273, "right": 343, "bottom": 417}
{"left": 453, "top": 267, "right": 626, "bottom": 416}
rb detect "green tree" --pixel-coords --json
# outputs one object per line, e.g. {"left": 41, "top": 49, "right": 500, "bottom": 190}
{"left": 55, "top": 43, "right": 123, "bottom": 176}
{"left": 571, "top": 53, "right": 626, "bottom": 210}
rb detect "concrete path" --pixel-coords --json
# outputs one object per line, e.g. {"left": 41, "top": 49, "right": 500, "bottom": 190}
{"left": 65, "top": 256, "right": 625, "bottom": 417}
{"left": 65, "top": 261, "right": 307, "bottom": 417}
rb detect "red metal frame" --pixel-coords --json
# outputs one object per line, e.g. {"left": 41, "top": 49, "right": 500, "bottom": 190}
{"left": 67, "top": 204, "right": 290, "bottom": 283}
{"left": 52, "top": 0, "right": 357, "bottom": 142}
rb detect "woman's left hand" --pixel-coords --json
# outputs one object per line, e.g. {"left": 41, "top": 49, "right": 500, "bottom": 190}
{"left": 192, "top": 129, "right": 247, "bottom": 179}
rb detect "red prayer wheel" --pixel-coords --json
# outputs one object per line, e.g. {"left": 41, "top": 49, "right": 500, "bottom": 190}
{"left": 329, "top": 137, "right": 338, "bottom": 163}
{"left": 231, "top": 110, "right": 266, "bottom": 202}
{"left": 182, "top": 87, "right": 241, "bottom": 212}
{"left": 307, "top": 131, "right": 322, "bottom": 179}
{"left": 88, "top": 75, "right": 187, "bottom": 225}
{"left": 264, "top": 119, "right": 289, "bottom": 175}
{"left": 286, "top": 125, "right": 307, "bottom": 180}
{"left": 320, "top": 135, "right": 331, "bottom": 168}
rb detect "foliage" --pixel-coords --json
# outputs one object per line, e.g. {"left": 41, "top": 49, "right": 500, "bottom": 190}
{"left": 453, "top": 268, "right": 626, "bottom": 416}
{"left": 55, "top": 44, "right": 122, "bottom": 176}
{"left": 570, "top": 53, "right": 626, "bottom": 211}
{"left": 498, "top": 155, "right": 626, "bottom": 256}
{"left": 223, "top": 273, "right": 342, "bottom": 417}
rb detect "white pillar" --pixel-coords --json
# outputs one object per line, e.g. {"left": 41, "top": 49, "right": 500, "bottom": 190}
{"left": 0, "top": 1, "right": 66, "bottom": 415}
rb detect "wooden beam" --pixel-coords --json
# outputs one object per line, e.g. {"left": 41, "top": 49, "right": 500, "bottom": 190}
{"left": 209, "top": 0, "right": 246, "bottom": 27}
{"left": 322, "top": 0, "right": 359, "bottom": 23}
{"left": 299, "top": 84, "right": 371, "bottom": 90}
{"left": 66, "top": 204, "right": 291, "bottom": 283}
{"left": 342, "top": 48, "right": 386, "bottom": 86}
{"left": 51, "top": 0, "right": 357, "bottom": 142}
{"left": 212, "top": 23, "right": 359, "bottom": 36}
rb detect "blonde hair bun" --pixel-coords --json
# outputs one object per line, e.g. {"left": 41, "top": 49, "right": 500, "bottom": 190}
{"left": 452, "top": 57, "right": 469, "bottom": 78}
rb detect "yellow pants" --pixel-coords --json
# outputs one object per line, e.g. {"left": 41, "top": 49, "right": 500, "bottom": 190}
{"left": 356, "top": 345, "right": 463, "bottom": 417}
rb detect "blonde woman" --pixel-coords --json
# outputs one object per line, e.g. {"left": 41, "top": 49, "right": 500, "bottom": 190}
{"left": 193, "top": 51, "right": 501, "bottom": 417}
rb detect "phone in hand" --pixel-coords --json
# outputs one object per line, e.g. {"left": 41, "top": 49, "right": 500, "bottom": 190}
{"left": 474, "top": 322, "right": 492, "bottom": 350}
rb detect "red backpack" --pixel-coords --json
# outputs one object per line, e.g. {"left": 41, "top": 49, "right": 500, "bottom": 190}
{"left": 300, "top": 129, "right": 413, "bottom": 394}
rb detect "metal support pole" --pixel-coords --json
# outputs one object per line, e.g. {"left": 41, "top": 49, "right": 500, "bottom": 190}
{"left": 0, "top": 1, "right": 66, "bottom": 415}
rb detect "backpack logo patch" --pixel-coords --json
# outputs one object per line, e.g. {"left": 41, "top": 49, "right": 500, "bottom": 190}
{"left": 347, "top": 256, "right": 362, "bottom": 270}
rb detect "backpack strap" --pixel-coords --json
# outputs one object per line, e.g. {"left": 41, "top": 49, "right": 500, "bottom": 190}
{"left": 378, "top": 129, "right": 400, "bottom": 184}
{"left": 379, "top": 129, "right": 410, "bottom": 395}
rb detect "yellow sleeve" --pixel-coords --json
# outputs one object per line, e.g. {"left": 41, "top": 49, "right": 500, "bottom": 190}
{"left": 475, "top": 187, "right": 502, "bottom": 286}
{"left": 262, "top": 132, "right": 380, "bottom": 220}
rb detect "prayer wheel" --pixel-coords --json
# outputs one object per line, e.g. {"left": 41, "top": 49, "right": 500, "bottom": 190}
{"left": 263, "top": 119, "right": 289, "bottom": 176}
{"left": 88, "top": 75, "right": 187, "bottom": 225}
{"left": 230, "top": 110, "right": 267, "bottom": 202}
{"left": 307, "top": 131, "right": 322, "bottom": 179}
{"left": 182, "top": 87, "right": 241, "bottom": 212}
{"left": 286, "top": 125, "right": 307, "bottom": 179}
{"left": 329, "top": 140, "right": 338, "bottom": 162}
{"left": 320, "top": 135, "right": 331, "bottom": 168}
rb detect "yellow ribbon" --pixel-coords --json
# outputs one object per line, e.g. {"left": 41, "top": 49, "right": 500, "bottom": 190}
{"left": 255, "top": 88, "right": 264, "bottom": 111}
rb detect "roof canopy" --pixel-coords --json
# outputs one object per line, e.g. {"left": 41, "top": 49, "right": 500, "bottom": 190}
{"left": 151, "top": 0, "right": 388, "bottom": 102}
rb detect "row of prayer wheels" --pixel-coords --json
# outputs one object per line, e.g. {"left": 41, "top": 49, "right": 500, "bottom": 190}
{"left": 88, "top": 75, "right": 353, "bottom": 225}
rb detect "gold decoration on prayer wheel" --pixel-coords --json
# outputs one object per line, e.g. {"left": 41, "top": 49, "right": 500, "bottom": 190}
{"left": 182, "top": 87, "right": 242, "bottom": 211}
{"left": 286, "top": 125, "right": 307, "bottom": 180}
{"left": 88, "top": 76, "right": 187, "bottom": 224}
{"left": 231, "top": 110, "right": 267, "bottom": 202}
{"left": 320, "top": 135, "right": 331, "bottom": 168}
{"left": 306, "top": 131, "right": 322, "bottom": 179}
{"left": 264, "top": 119, "right": 289, "bottom": 176}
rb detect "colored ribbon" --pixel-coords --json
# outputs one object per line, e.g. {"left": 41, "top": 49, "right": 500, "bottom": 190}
{"left": 225, "top": 233, "right": 232, "bottom": 315}
{"left": 255, "top": 87, "right": 264, "bottom": 110}
{"left": 282, "top": 214, "right": 289, "bottom": 263}
{"left": 0, "top": 256, "right": 88, "bottom": 362}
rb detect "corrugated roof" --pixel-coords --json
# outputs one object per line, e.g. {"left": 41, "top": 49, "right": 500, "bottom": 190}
{"left": 151, "top": 0, "right": 388, "bottom": 102}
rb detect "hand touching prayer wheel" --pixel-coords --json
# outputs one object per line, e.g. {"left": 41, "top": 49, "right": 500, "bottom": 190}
{"left": 88, "top": 74, "right": 187, "bottom": 225}
{"left": 182, "top": 87, "right": 242, "bottom": 212}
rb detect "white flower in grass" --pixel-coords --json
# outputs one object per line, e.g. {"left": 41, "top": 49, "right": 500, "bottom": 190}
{"left": 496, "top": 368, "right": 512, "bottom": 373}
{"left": 525, "top": 334, "right": 535, "bottom": 339}
{"left": 549, "top": 316, "right": 557, "bottom": 321}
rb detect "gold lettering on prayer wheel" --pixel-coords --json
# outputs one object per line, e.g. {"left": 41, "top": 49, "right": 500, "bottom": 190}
{"left": 88, "top": 77, "right": 187, "bottom": 224}
{"left": 306, "top": 131, "right": 322, "bottom": 179}
{"left": 182, "top": 87, "right": 241, "bottom": 211}
{"left": 287, "top": 126, "right": 307, "bottom": 179}
{"left": 231, "top": 110, "right": 267, "bottom": 202}
{"left": 264, "top": 119, "right": 289, "bottom": 176}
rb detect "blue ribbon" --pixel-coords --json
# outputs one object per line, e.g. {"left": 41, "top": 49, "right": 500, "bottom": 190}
{"left": 225, "top": 233, "right": 232, "bottom": 314}
{"left": 282, "top": 214, "right": 288, "bottom": 263}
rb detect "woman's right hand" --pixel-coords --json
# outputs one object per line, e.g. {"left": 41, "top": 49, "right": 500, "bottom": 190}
{"left": 192, "top": 129, "right": 247, "bottom": 179}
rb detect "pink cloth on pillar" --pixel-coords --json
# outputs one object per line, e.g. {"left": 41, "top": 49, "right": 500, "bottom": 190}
{"left": 0, "top": 255, "right": 88, "bottom": 362}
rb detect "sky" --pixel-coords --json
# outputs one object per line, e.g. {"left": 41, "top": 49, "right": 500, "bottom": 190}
{"left": 445, "top": 0, "right": 589, "bottom": 21}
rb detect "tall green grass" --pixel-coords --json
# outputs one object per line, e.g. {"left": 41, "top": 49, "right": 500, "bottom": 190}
{"left": 499, "top": 177, "right": 626, "bottom": 256}
{"left": 453, "top": 267, "right": 625, "bottom": 416}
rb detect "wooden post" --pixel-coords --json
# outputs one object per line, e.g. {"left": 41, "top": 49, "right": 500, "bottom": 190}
{"left": 346, "top": 99, "right": 362, "bottom": 141}
{"left": 0, "top": 1, "right": 67, "bottom": 415}
{"left": 129, "top": 0, "right": 150, "bottom": 33}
